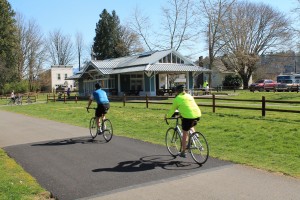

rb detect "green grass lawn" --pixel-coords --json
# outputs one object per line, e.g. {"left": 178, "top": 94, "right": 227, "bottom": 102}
{"left": 0, "top": 90, "right": 299, "bottom": 198}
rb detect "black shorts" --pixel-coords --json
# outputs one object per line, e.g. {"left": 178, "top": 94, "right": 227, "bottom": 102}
{"left": 181, "top": 117, "right": 200, "bottom": 131}
{"left": 95, "top": 103, "right": 110, "bottom": 117}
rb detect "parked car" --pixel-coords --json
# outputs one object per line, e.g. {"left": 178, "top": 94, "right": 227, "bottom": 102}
{"left": 276, "top": 74, "right": 300, "bottom": 92}
{"left": 249, "top": 79, "right": 278, "bottom": 92}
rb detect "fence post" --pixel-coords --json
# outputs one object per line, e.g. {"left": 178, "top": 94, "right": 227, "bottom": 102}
{"left": 54, "top": 94, "right": 56, "bottom": 102}
{"left": 123, "top": 94, "right": 126, "bottom": 107}
{"left": 212, "top": 94, "right": 216, "bottom": 113}
{"left": 262, "top": 96, "right": 266, "bottom": 117}
{"left": 63, "top": 93, "right": 66, "bottom": 103}
{"left": 297, "top": 85, "right": 299, "bottom": 93}
{"left": 146, "top": 94, "right": 149, "bottom": 108}
{"left": 47, "top": 94, "right": 49, "bottom": 103}
{"left": 75, "top": 95, "right": 78, "bottom": 103}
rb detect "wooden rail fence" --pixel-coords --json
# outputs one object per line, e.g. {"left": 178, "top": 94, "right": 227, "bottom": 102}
{"left": 47, "top": 93, "right": 78, "bottom": 103}
{"left": 117, "top": 94, "right": 300, "bottom": 117}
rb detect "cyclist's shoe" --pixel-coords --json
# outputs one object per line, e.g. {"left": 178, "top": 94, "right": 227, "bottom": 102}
{"left": 97, "top": 128, "right": 102, "bottom": 135}
{"left": 179, "top": 151, "right": 187, "bottom": 158}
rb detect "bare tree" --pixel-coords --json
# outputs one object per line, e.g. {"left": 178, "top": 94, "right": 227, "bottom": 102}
{"left": 160, "top": 0, "right": 198, "bottom": 51}
{"left": 75, "top": 32, "right": 84, "bottom": 70}
{"left": 218, "top": 1, "right": 292, "bottom": 88}
{"left": 15, "top": 13, "right": 46, "bottom": 91}
{"left": 199, "top": 0, "right": 236, "bottom": 86}
{"left": 120, "top": 25, "right": 144, "bottom": 55}
{"left": 47, "top": 30, "right": 74, "bottom": 65}
{"left": 129, "top": 6, "right": 154, "bottom": 51}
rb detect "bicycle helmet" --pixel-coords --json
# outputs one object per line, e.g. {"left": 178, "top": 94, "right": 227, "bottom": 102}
{"left": 175, "top": 84, "right": 185, "bottom": 93}
{"left": 95, "top": 83, "right": 101, "bottom": 89}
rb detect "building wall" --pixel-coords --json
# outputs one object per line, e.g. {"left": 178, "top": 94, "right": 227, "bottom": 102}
{"left": 50, "top": 65, "right": 74, "bottom": 91}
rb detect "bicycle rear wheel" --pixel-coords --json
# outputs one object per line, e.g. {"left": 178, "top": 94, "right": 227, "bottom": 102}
{"left": 26, "top": 97, "right": 32, "bottom": 104}
{"left": 89, "top": 117, "right": 98, "bottom": 139}
{"left": 189, "top": 132, "right": 209, "bottom": 164}
{"left": 165, "top": 127, "right": 181, "bottom": 156}
{"left": 102, "top": 119, "right": 113, "bottom": 142}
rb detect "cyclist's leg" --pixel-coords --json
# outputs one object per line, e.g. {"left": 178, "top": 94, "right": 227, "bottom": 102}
{"left": 181, "top": 118, "right": 192, "bottom": 156}
{"left": 181, "top": 118, "right": 199, "bottom": 155}
{"left": 100, "top": 104, "right": 110, "bottom": 129}
{"left": 181, "top": 130, "right": 188, "bottom": 153}
{"left": 95, "top": 107, "right": 101, "bottom": 130}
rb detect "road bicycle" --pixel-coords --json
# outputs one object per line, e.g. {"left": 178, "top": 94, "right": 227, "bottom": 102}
{"left": 7, "top": 96, "right": 22, "bottom": 105}
{"left": 25, "top": 96, "right": 33, "bottom": 104}
{"left": 86, "top": 107, "right": 113, "bottom": 142}
{"left": 165, "top": 115, "right": 209, "bottom": 165}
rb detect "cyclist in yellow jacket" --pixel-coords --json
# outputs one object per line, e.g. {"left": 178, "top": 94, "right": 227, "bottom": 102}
{"left": 166, "top": 85, "right": 201, "bottom": 158}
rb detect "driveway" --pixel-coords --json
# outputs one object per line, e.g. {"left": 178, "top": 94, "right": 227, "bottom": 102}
{"left": 1, "top": 110, "right": 299, "bottom": 200}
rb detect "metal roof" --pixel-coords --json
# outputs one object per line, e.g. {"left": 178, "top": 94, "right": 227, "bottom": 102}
{"left": 146, "top": 64, "right": 209, "bottom": 72}
{"left": 111, "top": 66, "right": 147, "bottom": 74}
{"left": 68, "top": 49, "right": 210, "bottom": 80}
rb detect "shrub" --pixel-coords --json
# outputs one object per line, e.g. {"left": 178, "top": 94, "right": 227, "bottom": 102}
{"left": 223, "top": 75, "right": 242, "bottom": 88}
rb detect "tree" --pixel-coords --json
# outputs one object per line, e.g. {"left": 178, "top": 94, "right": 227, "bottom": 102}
{"left": 159, "top": 0, "right": 198, "bottom": 51}
{"left": 218, "top": 1, "right": 292, "bottom": 88}
{"left": 75, "top": 32, "right": 84, "bottom": 70}
{"left": 199, "top": 0, "right": 236, "bottom": 87}
{"left": 129, "top": 6, "right": 154, "bottom": 51}
{"left": 93, "top": 9, "right": 128, "bottom": 60}
{"left": 15, "top": 13, "right": 46, "bottom": 91}
{"left": 47, "top": 29, "right": 74, "bottom": 65}
{"left": 0, "top": 0, "right": 19, "bottom": 92}
{"left": 119, "top": 25, "right": 144, "bottom": 55}
{"left": 129, "top": 0, "right": 199, "bottom": 53}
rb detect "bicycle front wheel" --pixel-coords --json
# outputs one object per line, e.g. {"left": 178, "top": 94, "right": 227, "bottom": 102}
{"left": 189, "top": 132, "right": 209, "bottom": 164}
{"left": 89, "top": 117, "right": 98, "bottom": 139}
{"left": 165, "top": 127, "right": 181, "bottom": 157}
{"left": 102, "top": 119, "right": 113, "bottom": 142}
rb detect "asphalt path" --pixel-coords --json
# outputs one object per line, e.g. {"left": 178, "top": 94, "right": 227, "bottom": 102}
{"left": 1, "top": 110, "right": 300, "bottom": 200}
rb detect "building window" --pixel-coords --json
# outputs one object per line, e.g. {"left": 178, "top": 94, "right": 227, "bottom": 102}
{"left": 57, "top": 74, "right": 61, "bottom": 80}
{"left": 130, "top": 74, "right": 143, "bottom": 90}
{"left": 159, "top": 53, "right": 184, "bottom": 64}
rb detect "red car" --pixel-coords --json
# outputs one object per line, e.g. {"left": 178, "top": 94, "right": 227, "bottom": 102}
{"left": 249, "top": 79, "right": 278, "bottom": 92}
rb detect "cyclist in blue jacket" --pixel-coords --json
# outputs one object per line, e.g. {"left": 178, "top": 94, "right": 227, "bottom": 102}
{"left": 87, "top": 83, "right": 110, "bottom": 133}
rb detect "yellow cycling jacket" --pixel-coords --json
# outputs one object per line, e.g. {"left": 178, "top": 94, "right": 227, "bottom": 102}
{"left": 166, "top": 92, "right": 201, "bottom": 119}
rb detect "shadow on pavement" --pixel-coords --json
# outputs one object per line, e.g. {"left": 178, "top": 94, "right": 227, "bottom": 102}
{"left": 31, "top": 136, "right": 107, "bottom": 146}
{"left": 92, "top": 155, "right": 201, "bottom": 173}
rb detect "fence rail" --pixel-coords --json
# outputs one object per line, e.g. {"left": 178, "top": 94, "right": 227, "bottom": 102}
{"left": 47, "top": 93, "right": 78, "bottom": 103}
{"left": 119, "top": 94, "right": 300, "bottom": 117}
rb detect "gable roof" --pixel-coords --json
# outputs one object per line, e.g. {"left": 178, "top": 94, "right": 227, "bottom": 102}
{"left": 68, "top": 49, "right": 210, "bottom": 79}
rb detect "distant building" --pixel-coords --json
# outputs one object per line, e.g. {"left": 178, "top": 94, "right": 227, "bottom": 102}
{"left": 42, "top": 65, "right": 75, "bottom": 92}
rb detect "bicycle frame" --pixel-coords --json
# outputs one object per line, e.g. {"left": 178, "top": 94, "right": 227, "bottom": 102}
{"left": 165, "top": 117, "right": 194, "bottom": 149}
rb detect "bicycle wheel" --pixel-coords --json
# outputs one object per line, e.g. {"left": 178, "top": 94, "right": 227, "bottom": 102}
{"left": 7, "top": 99, "right": 13, "bottom": 105}
{"left": 89, "top": 117, "right": 98, "bottom": 139}
{"left": 165, "top": 127, "right": 181, "bottom": 157}
{"left": 102, "top": 119, "right": 113, "bottom": 142}
{"left": 26, "top": 97, "right": 32, "bottom": 104}
{"left": 189, "top": 132, "right": 209, "bottom": 164}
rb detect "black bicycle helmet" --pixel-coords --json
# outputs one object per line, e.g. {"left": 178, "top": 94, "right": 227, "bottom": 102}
{"left": 95, "top": 83, "right": 101, "bottom": 89}
{"left": 175, "top": 84, "right": 185, "bottom": 92}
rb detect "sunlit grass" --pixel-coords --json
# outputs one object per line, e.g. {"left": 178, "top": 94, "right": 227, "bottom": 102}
{"left": 0, "top": 149, "right": 52, "bottom": 200}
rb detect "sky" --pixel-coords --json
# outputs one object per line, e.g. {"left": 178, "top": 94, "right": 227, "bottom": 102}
{"left": 8, "top": 0, "right": 298, "bottom": 67}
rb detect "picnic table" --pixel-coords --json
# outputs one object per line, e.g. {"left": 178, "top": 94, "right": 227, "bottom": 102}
{"left": 156, "top": 89, "right": 174, "bottom": 96}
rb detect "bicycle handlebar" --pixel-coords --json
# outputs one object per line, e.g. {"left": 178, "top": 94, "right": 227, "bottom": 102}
{"left": 86, "top": 107, "right": 96, "bottom": 113}
{"left": 165, "top": 116, "right": 181, "bottom": 125}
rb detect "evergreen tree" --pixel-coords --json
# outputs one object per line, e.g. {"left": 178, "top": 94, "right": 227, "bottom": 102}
{"left": 93, "top": 9, "right": 128, "bottom": 60}
{"left": 0, "top": 0, "right": 19, "bottom": 91}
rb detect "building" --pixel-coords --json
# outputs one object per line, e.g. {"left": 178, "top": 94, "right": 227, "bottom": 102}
{"left": 44, "top": 65, "right": 75, "bottom": 92}
{"left": 68, "top": 49, "right": 210, "bottom": 96}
